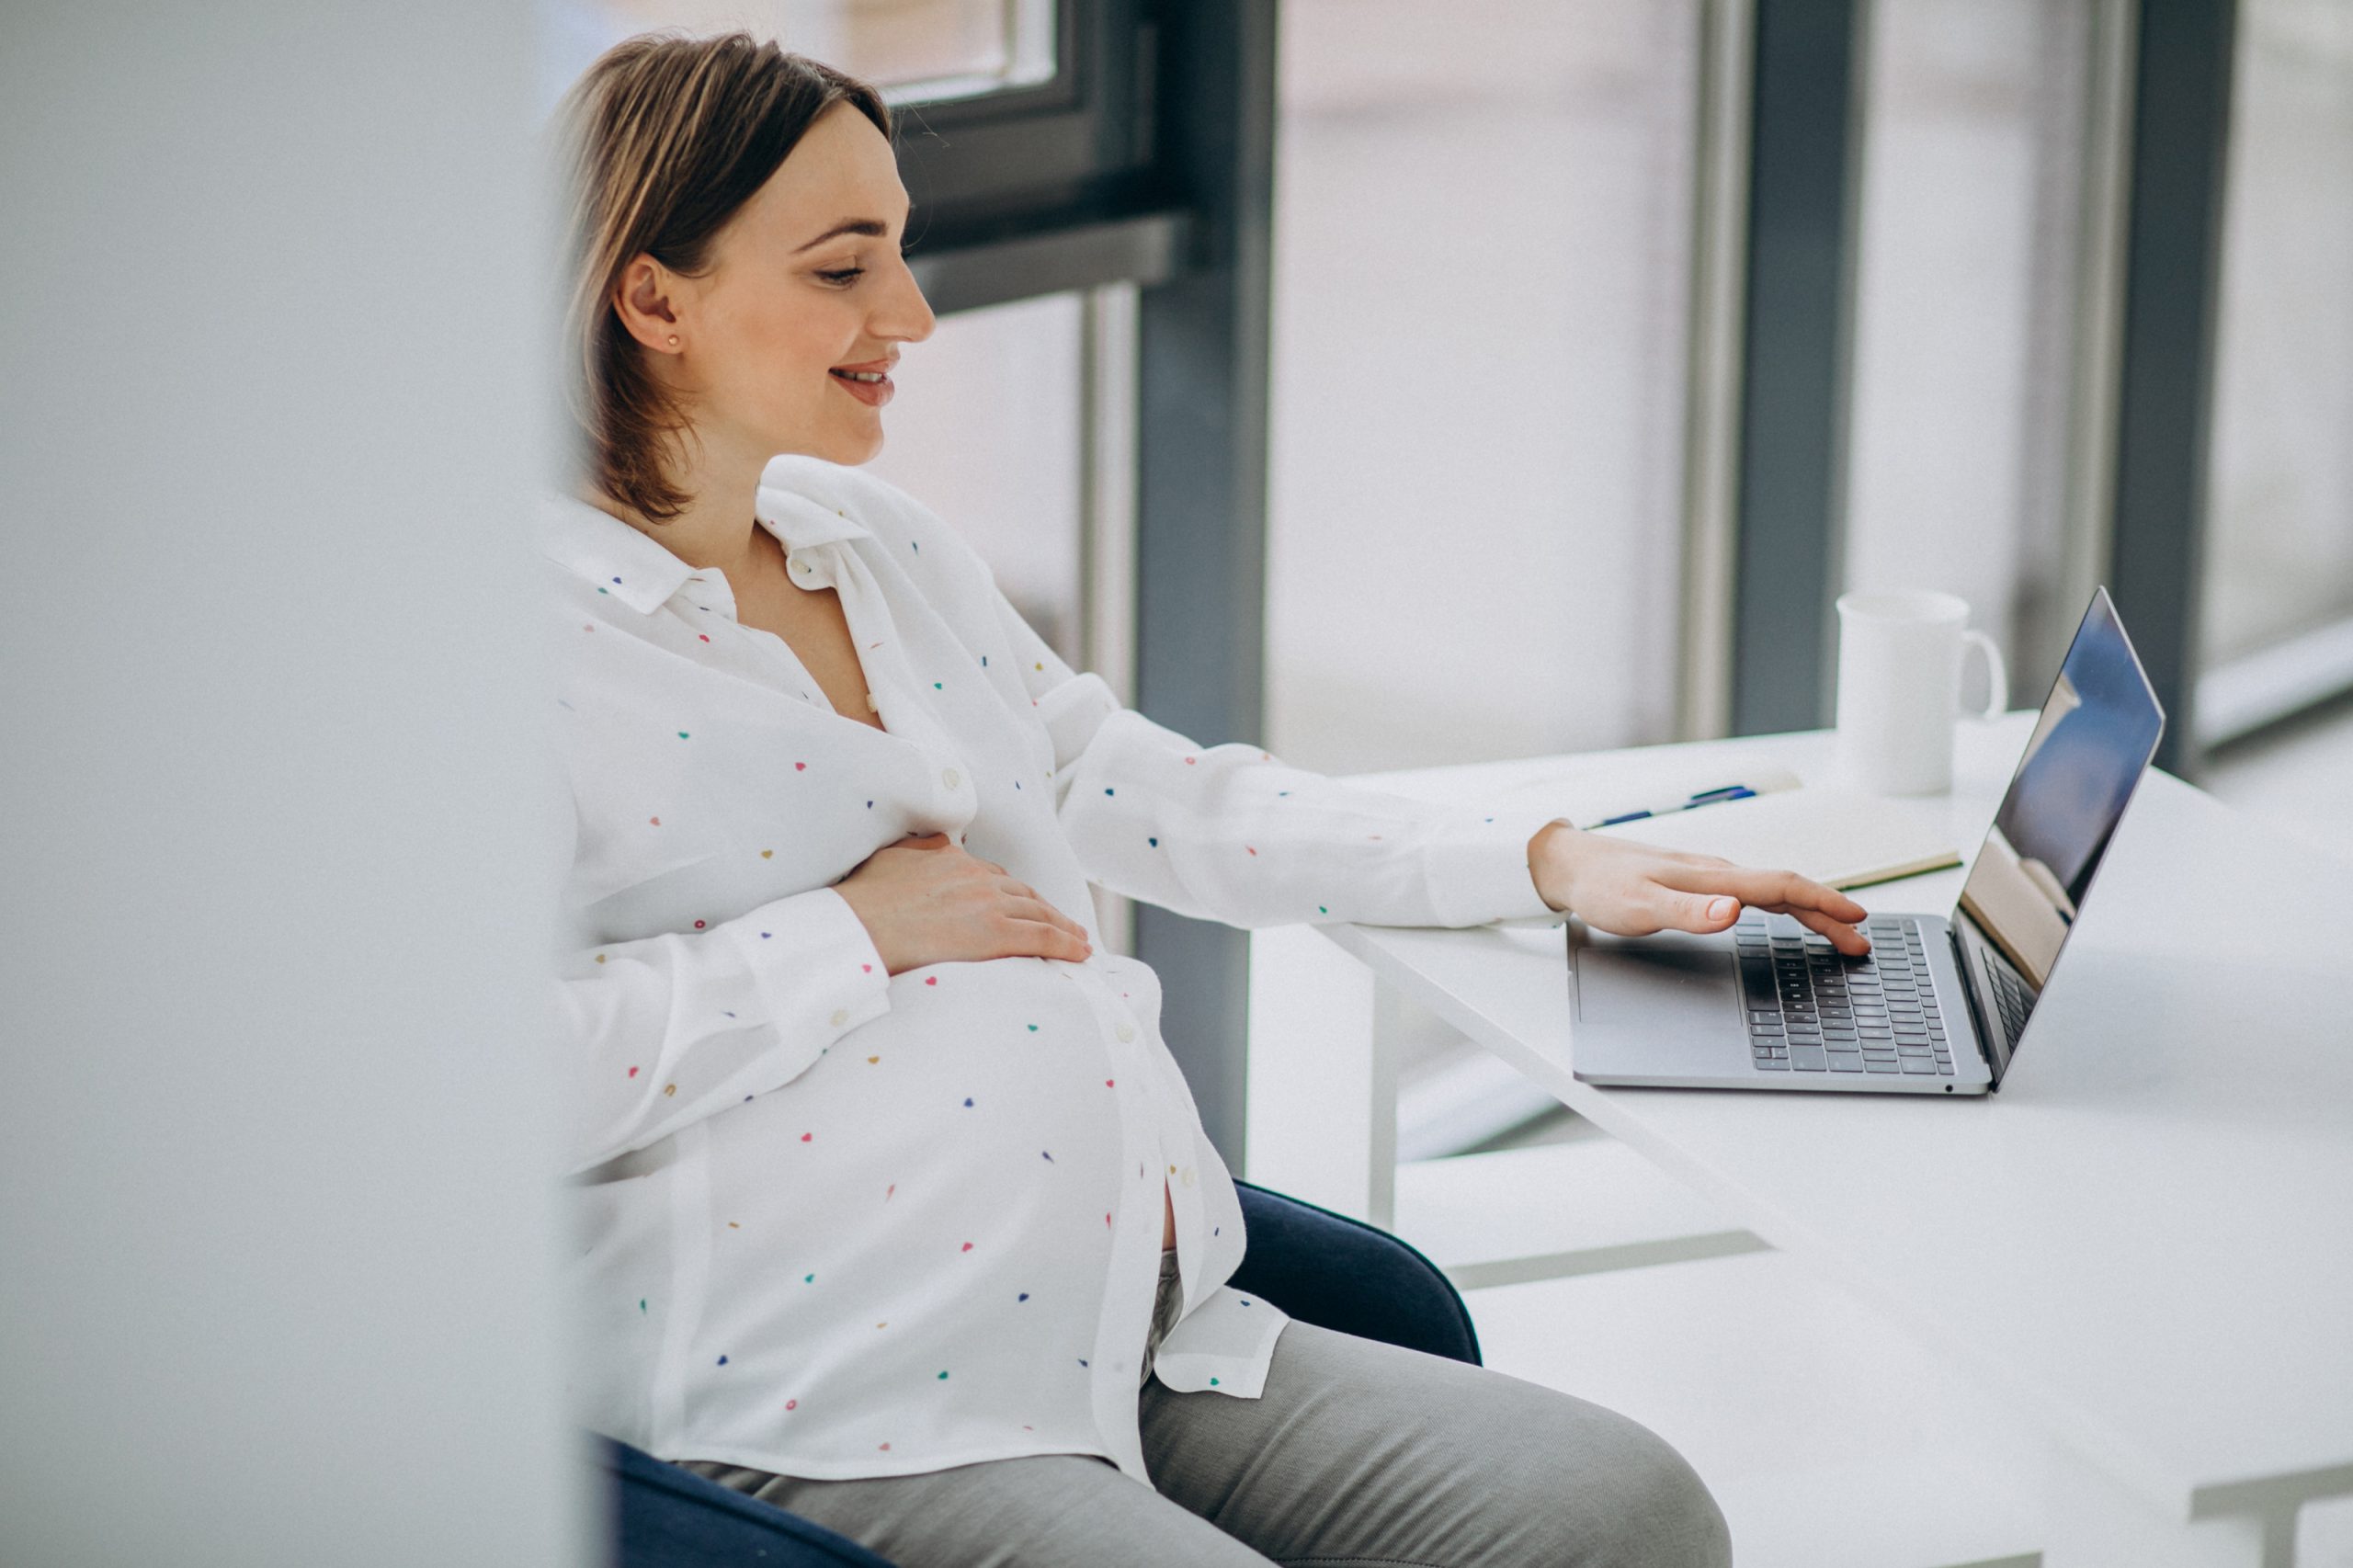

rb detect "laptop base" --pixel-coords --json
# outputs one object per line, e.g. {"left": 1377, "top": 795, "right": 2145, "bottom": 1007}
{"left": 1567, "top": 913, "right": 1995, "bottom": 1096}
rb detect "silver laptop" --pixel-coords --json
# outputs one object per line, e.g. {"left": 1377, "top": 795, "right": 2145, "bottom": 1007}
{"left": 1567, "top": 586, "right": 2164, "bottom": 1096}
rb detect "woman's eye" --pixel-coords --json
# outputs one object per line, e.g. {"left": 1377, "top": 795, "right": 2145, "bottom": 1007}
{"left": 816, "top": 267, "right": 865, "bottom": 286}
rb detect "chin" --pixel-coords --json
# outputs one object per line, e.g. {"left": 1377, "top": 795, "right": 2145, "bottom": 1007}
{"left": 804, "top": 421, "right": 884, "bottom": 463}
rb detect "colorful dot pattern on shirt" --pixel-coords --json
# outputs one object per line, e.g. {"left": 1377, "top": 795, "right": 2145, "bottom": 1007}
{"left": 543, "top": 478, "right": 1542, "bottom": 1479}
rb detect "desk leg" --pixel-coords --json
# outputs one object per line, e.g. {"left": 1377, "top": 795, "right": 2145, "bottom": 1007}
{"left": 2039, "top": 1442, "right": 2272, "bottom": 1568}
{"left": 1364, "top": 980, "right": 1404, "bottom": 1232}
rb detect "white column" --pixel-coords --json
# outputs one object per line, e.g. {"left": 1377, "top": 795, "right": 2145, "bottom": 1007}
{"left": 0, "top": 6, "right": 585, "bottom": 1565}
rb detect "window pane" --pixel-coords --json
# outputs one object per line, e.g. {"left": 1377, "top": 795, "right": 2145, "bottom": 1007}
{"left": 862, "top": 287, "right": 1128, "bottom": 951}
{"left": 863, "top": 290, "right": 1086, "bottom": 670}
{"left": 1842, "top": 0, "right": 2103, "bottom": 698}
{"left": 1266, "top": 0, "right": 1700, "bottom": 776}
{"left": 2203, "top": 0, "right": 2353, "bottom": 666}
{"left": 540, "top": 0, "right": 1052, "bottom": 103}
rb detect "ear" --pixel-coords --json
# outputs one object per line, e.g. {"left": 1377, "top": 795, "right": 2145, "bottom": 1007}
{"left": 612, "top": 254, "right": 687, "bottom": 355}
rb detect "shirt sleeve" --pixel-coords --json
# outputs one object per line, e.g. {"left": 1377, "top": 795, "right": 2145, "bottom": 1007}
{"left": 547, "top": 801, "right": 894, "bottom": 1180}
{"left": 988, "top": 588, "right": 1570, "bottom": 931}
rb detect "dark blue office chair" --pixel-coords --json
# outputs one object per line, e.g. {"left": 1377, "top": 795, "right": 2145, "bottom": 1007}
{"left": 595, "top": 1177, "right": 1480, "bottom": 1568}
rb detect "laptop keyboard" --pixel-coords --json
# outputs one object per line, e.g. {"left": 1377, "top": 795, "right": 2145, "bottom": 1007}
{"left": 1985, "top": 954, "right": 2032, "bottom": 1052}
{"left": 1737, "top": 915, "right": 1955, "bottom": 1076}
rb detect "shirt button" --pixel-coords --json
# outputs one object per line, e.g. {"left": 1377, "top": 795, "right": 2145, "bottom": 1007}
{"left": 1116, "top": 1024, "right": 1136, "bottom": 1043}
{"left": 830, "top": 1008, "right": 849, "bottom": 1027}
{"left": 942, "top": 767, "right": 961, "bottom": 790}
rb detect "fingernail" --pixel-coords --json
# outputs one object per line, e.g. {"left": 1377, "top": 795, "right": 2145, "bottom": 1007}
{"left": 1707, "top": 897, "right": 1736, "bottom": 922}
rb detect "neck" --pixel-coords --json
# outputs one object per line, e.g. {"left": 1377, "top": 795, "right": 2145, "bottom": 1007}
{"left": 589, "top": 425, "right": 774, "bottom": 582}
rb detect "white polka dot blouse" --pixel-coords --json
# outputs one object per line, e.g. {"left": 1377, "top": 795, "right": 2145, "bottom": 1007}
{"left": 539, "top": 453, "right": 1569, "bottom": 1486}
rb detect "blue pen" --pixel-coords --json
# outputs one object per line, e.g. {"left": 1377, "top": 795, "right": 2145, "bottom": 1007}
{"left": 1586, "top": 785, "right": 1759, "bottom": 830}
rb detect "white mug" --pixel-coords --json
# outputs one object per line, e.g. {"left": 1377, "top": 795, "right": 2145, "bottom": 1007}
{"left": 1833, "top": 590, "right": 2008, "bottom": 796}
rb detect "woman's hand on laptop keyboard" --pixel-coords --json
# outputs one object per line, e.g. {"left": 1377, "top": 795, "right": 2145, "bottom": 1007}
{"left": 1528, "top": 824, "right": 1872, "bottom": 955}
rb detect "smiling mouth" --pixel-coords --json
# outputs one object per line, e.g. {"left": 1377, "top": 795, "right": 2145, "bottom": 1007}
{"left": 827, "top": 364, "right": 894, "bottom": 408}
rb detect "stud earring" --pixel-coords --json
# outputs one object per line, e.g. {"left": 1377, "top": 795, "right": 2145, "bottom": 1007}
{"left": 667, "top": 335, "right": 680, "bottom": 347}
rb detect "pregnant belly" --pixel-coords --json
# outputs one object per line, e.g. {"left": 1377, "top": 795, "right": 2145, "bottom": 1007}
{"left": 708, "top": 956, "right": 1142, "bottom": 1256}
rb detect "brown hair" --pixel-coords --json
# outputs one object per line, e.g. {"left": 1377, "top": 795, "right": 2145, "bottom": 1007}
{"left": 551, "top": 32, "right": 891, "bottom": 522}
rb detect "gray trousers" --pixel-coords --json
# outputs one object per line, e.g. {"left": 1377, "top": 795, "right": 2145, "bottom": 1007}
{"left": 679, "top": 1250, "right": 1732, "bottom": 1566}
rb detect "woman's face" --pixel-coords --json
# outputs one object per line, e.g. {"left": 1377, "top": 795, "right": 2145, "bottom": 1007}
{"left": 635, "top": 99, "right": 936, "bottom": 470}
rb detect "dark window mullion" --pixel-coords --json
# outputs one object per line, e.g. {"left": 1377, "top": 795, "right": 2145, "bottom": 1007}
{"left": 1131, "top": 0, "right": 1278, "bottom": 1173}
{"left": 1729, "top": 0, "right": 1867, "bottom": 736}
{"left": 2106, "top": 0, "right": 2238, "bottom": 779}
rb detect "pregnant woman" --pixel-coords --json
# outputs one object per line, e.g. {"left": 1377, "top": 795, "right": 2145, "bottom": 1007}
{"left": 546, "top": 32, "right": 1865, "bottom": 1567}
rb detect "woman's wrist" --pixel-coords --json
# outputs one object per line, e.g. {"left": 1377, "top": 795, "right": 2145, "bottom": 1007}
{"left": 1527, "top": 820, "right": 1581, "bottom": 914}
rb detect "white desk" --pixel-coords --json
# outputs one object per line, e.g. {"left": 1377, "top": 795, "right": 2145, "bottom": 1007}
{"left": 1279, "top": 720, "right": 2351, "bottom": 1568}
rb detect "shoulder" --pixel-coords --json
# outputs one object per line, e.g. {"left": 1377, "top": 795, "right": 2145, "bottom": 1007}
{"left": 758, "top": 455, "right": 983, "bottom": 574}
{"left": 756, "top": 456, "right": 1006, "bottom": 643}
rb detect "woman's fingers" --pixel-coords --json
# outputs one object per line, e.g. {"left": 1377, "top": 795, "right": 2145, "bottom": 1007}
{"left": 995, "top": 878, "right": 1081, "bottom": 930}
{"left": 1642, "top": 884, "right": 1742, "bottom": 935}
{"left": 1656, "top": 863, "right": 1869, "bottom": 926}
{"left": 1636, "top": 862, "right": 1871, "bottom": 954}
{"left": 1004, "top": 894, "right": 1090, "bottom": 942}
{"left": 1783, "top": 904, "right": 1872, "bottom": 955}
{"left": 999, "top": 916, "right": 1093, "bottom": 961}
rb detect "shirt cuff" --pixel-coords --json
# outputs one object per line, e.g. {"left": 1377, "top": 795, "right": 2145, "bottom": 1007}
{"left": 723, "top": 886, "right": 894, "bottom": 1036}
{"left": 1424, "top": 812, "right": 1573, "bottom": 926}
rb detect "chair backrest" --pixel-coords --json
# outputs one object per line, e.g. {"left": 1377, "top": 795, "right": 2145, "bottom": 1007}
{"left": 598, "top": 1434, "right": 897, "bottom": 1568}
{"left": 1230, "top": 1178, "right": 1482, "bottom": 1366}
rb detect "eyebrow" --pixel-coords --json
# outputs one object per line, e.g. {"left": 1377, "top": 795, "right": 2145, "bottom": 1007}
{"left": 792, "top": 205, "right": 914, "bottom": 255}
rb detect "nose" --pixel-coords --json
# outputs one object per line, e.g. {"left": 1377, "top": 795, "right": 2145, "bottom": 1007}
{"left": 875, "top": 254, "right": 936, "bottom": 346}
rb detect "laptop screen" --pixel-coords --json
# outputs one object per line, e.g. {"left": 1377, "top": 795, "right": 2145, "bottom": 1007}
{"left": 1951, "top": 587, "right": 2165, "bottom": 1075}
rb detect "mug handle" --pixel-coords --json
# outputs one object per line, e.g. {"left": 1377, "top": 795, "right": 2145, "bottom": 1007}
{"left": 1962, "top": 630, "right": 2008, "bottom": 720}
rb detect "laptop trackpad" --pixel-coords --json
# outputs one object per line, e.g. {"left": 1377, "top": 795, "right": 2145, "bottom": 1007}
{"left": 1571, "top": 926, "right": 1749, "bottom": 1073}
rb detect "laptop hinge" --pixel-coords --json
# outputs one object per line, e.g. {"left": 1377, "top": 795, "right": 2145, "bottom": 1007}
{"left": 1949, "top": 926, "right": 2003, "bottom": 1087}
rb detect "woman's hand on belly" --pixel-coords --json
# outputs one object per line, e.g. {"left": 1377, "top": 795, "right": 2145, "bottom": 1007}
{"left": 837, "top": 833, "right": 1095, "bottom": 975}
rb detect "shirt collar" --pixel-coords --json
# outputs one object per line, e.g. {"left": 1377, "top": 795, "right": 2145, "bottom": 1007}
{"left": 755, "top": 466, "right": 874, "bottom": 555}
{"left": 534, "top": 460, "right": 874, "bottom": 615}
{"left": 533, "top": 494, "right": 698, "bottom": 614}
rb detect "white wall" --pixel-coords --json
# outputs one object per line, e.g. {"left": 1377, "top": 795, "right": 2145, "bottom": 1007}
{"left": 1, "top": 7, "right": 589, "bottom": 1565}
{"left": 865, "top": 291, "right": 1088, "bottom": 666}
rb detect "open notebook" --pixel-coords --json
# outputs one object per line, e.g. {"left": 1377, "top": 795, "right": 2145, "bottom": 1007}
{"left": 1486, "top": 762, "right": 1966, "bottom": 892}
{"left": 1587, "top": 787, "right": 1962, "bottom": 891}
